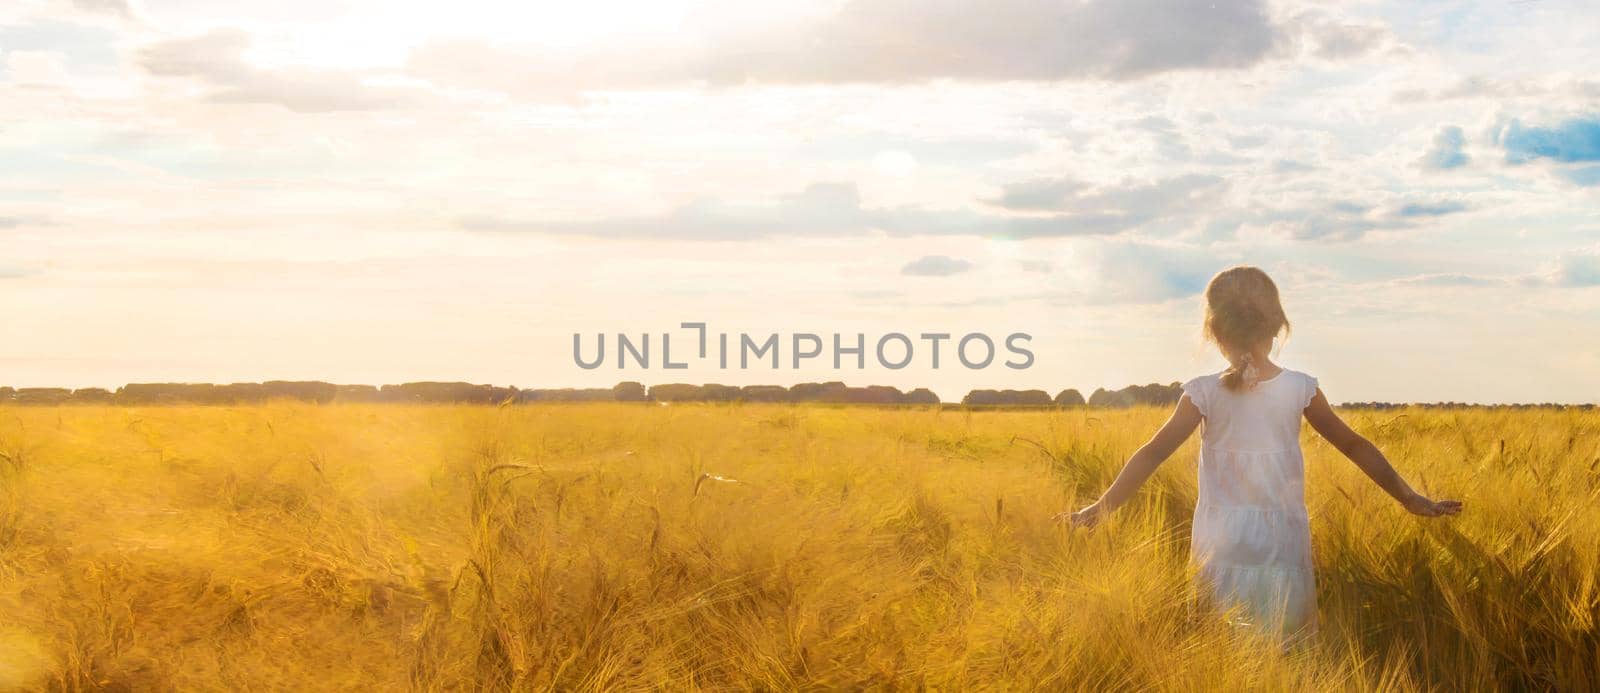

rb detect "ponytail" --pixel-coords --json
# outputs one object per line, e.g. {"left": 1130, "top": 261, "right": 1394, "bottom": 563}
{"left": 1219, "top": 352, "right": 1262, "bottom": 391}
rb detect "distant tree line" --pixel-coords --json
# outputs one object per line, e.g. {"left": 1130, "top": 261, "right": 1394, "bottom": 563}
{"left": 0, "top": 383, "right": 1592, "bottom": 409}
{"left": 0, "top": 381, "right": 937, "bottom": 406}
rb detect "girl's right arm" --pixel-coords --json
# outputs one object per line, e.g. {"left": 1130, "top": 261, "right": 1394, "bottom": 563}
{"left": 1303, "top": 389, "right": 1463, "bottom": 517}
{"left": 1058, "top": 394, "right": 1203, "bottom": 528}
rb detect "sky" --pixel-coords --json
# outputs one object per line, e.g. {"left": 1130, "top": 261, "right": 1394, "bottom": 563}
{"left": 3, "top": 0, "right": 1599, "bottom": 404}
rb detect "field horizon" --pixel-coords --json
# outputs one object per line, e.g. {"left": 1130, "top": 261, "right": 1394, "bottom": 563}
{"left": 5, "top": 380, "right": 1595, "bottom": 410}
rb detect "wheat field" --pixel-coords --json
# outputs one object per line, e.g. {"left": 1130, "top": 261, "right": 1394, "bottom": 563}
{"left": 0, "top": 402, "right": 1595, "bottom": 691}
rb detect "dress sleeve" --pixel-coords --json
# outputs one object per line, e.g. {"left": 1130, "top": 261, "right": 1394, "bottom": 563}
{"left": 1181, "top": 376, "right": 1209, "bottom": 416}
{"left": 1300, "top": 372, "right": 1320, "bottom": 410}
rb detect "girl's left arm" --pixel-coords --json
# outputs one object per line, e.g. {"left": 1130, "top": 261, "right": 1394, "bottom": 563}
{"left": 1057, "top": 395, "right": 1203, "bottom": 528}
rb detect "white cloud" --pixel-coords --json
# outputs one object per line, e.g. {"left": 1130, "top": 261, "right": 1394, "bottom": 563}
{"left": 1544, "top": 246, "right": 1600, "bottom": 288}
{"left": 1418, "top": 125, "right": 1469, "bottom": 170}
{"left": 4, "top": 50, "right": 70, "bottom": 85}
{"left": 462, "top": 175, "right": 1229, "bottom": 240}
{"left": 900, "top": 255, "right": 973, "bottom": 277}
{"left": 138, "top": 28, "right": 429, "bottom": 112}
{"left": 70, "top": 0, "right": 134, "bottom": 20}
{"left": 408, "top": 0, "right": 1389, "bottom": 100}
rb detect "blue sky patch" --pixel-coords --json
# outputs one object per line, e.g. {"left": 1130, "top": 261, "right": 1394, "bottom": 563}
{"left": 1502, "top": 117, "right": 1600, "bottom": 164}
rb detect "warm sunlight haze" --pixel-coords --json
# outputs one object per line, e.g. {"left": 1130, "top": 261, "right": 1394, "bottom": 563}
{"left": 2, "top": 1, "right": 1598, "bottom": 690}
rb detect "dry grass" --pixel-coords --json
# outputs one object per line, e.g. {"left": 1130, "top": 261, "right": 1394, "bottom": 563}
{"left": 0, "top": 402, "right": 1595, "bottom": 690}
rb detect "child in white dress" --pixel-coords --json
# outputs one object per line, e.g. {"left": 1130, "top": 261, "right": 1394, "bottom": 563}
{"left": 1060, "top": 266, "right": 1462, "bottom": 642}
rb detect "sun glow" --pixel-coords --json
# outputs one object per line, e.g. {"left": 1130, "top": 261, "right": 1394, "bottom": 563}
{"left": 223, "top": 0, "right": 815, "bottom": 70}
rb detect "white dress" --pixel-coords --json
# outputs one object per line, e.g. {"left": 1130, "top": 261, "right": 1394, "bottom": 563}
{"left": 1181, "top": 368, "right": 1320, "bottom": 639}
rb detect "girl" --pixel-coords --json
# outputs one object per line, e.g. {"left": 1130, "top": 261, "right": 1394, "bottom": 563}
{"left": 1059, "top": 265, "right": 1462, "bottom": 641}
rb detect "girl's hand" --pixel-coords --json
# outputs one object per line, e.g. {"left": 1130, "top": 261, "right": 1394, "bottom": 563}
{"left": 1402, "top": 493, "right": 1463, "bottom": 517}
{"left": 1054, "top": 503, "right": 1105, "bottom": 528}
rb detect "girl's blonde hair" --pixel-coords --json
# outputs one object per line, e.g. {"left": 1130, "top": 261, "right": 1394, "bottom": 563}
{"left": 1203, "top": 266, "right": 1290, "bottom": 391}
